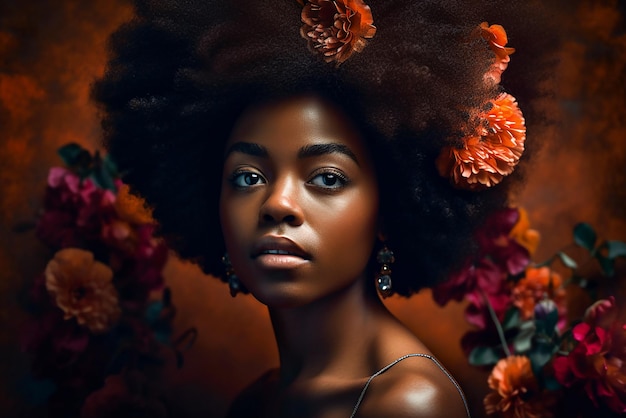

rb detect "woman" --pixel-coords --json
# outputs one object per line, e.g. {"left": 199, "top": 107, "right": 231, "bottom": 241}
{"left": 94, "top": 0, "right": 556, "bottom": 416}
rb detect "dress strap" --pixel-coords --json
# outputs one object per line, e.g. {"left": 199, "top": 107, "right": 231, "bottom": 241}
{"left": 349, "top": 353, "right": 471, "bottom": 418}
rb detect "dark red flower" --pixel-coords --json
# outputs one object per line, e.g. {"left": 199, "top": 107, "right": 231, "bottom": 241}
{"left": 37, "top": 167, "right": 118, "bottom": 249}
{"left": 299, "top": 0, "right": 376, "bottom": 65}
{"left": 464, "top": 282, "right": 511, "bottom": 329}
{"left": 80, "top": 371, "right": 169, "bottom": 418}
{"left": 433, "top": 258, "right": 505, "bottom": 306}
{"left": 553, "top": 297, "right": 626, "bottom": 414}
{"left": 433, "top": 208, "right": 530, "bottom": 312}
{"left": 476, "top": 207, "right": 531, "bottom": 276}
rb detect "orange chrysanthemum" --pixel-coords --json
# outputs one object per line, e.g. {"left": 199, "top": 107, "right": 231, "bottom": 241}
{"left": 480, "top": 22, "right": 516, "bottom": 85}
{"left": 512, "top": 267, "right": 565, "bottom": 321}
{"left": 484, "top": 356, "right": 552, "bottom": 418}
{"left": 299, "top": 0, "right": 376, "bottom": 65}
{"left": 436, "top": 92, "right": 526, "bottom": 190}
{"left": 509, "top": 208, "right": 540, "bottom": 256}
{"left": 45, "top": 248, "right": 121, "bottom": 333}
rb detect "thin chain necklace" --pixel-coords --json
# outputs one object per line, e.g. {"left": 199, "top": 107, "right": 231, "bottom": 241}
{"left": 349, "top": 353, "right": 471, "bottom": 418}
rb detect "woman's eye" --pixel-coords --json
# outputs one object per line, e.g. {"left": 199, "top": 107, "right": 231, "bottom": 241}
{"left": 230, "top": 171, "right": 266, "bottom": 188}
{"left": 309, "top": 172, "right": 348, "bottom": 189}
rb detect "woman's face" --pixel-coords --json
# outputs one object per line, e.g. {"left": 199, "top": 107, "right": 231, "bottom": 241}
{"left": 219, "top": 96, "right": 379, "bottom": 308}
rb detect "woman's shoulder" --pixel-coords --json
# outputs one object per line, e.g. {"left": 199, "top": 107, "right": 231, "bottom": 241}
{"left": 356, "top": 353, "right": 469, "bottom": 418}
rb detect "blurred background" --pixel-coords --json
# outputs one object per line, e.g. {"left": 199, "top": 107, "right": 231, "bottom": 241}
{"left": 1, "top": 0, "right": 625, "bottom": 417}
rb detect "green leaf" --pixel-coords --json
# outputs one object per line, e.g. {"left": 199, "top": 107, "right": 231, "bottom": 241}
{"left": 502, "top": 307, "right": 521, "bottom": 330}
{"left": 528, "top": 343, "right": 555, "bottom": 375}
{"left": 145, "top": 300, "right": 164, "bottom": 324}
{"left": 558, "top": 252, "right": 578, "bottom": 269}
{"left": 543, "top": 376, "right": 562, "bottom": 391}
{"left": 90, "top": 165, "right": 116, "bottom": 191}
{"left": 606, "top": 240, "right": 626, "bottom": 259}
{"left": 468, "top": 346, "right": 501, "bottom": 366}
{"left": 103, "top": 154, "right": 119, "bottom": 177}
{"left": 535, "top": 309, "right": 559, "bottom": 335}
{"left": 57, "top": 143, "right": 84, "bottom": 166}
{"left": 573, "top": 223, "right": 597, "bottom": 251}
{"left": 62, "top": 146, "right": 93, "bottom": 173}
{"left": 17, "top": 375, "right": 56, "bottom": 406}
{"left": 596, "top": 254, "right": 615, "bottom": 277}
{"left": 513, "top": 321, "right": 536, "bottom": 353}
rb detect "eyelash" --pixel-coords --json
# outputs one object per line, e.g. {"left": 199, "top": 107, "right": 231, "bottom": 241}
{"left": 227, "top": 168, "right": 350, "bottom": 190}
{"left": 307, "top": 168, "right": 350, "bottom": 190}
{"left": 228, "top": 169, "right": 266, "bottom": 189}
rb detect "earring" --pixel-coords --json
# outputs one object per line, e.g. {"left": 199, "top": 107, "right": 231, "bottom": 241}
{"left": 222, "top": 253, "right": 247, "bottom": 297}
{"left": 376, "top": 245, "right": 395, "bottom": 298}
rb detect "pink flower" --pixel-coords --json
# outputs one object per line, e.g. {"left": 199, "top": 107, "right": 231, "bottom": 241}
{"left": 37, "top": 167, "right": 118, "bottom": 249}
{"left": 553, "top": 297, "right": 626, "bottom": 413}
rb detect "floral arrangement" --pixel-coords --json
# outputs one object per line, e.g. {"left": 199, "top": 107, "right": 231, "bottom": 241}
{"left": 436, "top": 23, "right": 526, "bottom": 190}
{"left": 19, "top": 144, "right": 193, "bottom": 417}
{"left": 433, "top": 207, "right": 626, "bottom": 417}
{"left": 295, "top": 3, "right": 524, "bottom": 190}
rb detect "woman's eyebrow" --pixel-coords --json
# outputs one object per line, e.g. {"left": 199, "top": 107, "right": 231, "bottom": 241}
{"left": 224, "top": 142, "right": 268, "bottom": 158}
{"left": 297, "top": 143, "right": 359, "bottom": 166}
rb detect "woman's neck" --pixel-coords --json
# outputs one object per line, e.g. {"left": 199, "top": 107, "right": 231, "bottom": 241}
{"left": 268, "top": 278, "right": 389, "bottom": 386}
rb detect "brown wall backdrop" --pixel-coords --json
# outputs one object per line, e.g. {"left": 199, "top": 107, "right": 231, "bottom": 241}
{"left": 1, "top": 1, "right": 625, "bottom": 417}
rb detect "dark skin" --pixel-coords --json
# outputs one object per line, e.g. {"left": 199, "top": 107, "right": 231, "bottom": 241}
{"left": 220, "top": 96, "right": 468, "bottom": 418}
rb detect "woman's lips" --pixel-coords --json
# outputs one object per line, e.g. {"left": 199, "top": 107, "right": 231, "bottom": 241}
{"left": 252, "top": 236, "right": 311, "bottom": 269}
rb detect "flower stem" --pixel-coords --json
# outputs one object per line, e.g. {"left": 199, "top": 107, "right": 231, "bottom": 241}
{"left": 481, "top": 290, "right": 512, "bottom": 357}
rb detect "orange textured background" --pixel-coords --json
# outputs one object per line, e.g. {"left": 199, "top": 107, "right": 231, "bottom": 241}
{"left": 1, "top": 1, "right": 625, "bottom": 417}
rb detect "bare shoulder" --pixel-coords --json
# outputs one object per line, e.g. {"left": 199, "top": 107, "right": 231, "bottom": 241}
{"left": 356, "top": 355, "right": 469, "bottom": 418}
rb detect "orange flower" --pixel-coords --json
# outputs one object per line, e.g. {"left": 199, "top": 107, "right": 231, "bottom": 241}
{"left": 509, "top": 208, "right": 540, "bottom": 255}
{"left": 45, "top": 248, "right": 121, "bottom": 333}
{"left": 480, "top": 22, "right": 516, "bottom": 85}
{"left": 299, "top": 0, "right": 376, "bottom": 65}
{"left": 512, "top": 267, "right": 565, "bottom": 321}
{"left": 437, "top": 92, "right": 526, "bottom": 190}
{"left": 484, "top": 356, "right": 552, "bottom": 418}
{"left": 114, "top": 184, "right": 153, "bottom": 225}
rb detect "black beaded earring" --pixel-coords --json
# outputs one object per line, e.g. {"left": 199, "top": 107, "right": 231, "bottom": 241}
{"left": 222, "top": 253, "right": 248, "bottom": 297}
{"left": 376, "top": 245, "right": 395, "bottom": 298}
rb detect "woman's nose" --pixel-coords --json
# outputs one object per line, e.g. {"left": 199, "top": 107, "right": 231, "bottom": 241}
{"left": 259, "top": 176, "right": 304, "bottom": 226}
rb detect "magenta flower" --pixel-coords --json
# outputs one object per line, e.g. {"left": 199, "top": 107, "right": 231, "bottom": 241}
{"left": 37, "top": 167, "right": 118, "bottom": 249}
{"left": 475, "top": 207, "right": 531, "bottom": 276}
{"left": 553, "top": 297, "right": 626, "bottom": 413}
